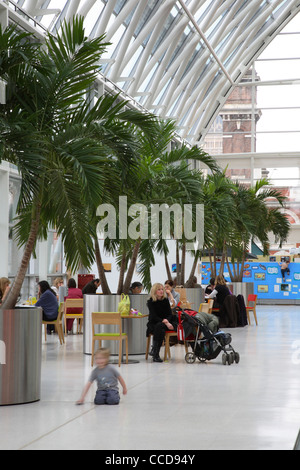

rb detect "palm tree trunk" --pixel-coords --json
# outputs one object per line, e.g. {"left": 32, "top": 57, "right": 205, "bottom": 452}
{"left": 180, "top": 242, "right": 186, "bottom": 285}
{"left": 237, "top": 248, "right": 247, "bottom": 282}
{"left": 164, "top": 252, "right": 172, "bottom": 280}
{"left": 208, "top": 249, "right": 215, "bottom": 278}
{"left": 226, "top": 255, "right": 234, "bottom": 281}
{"left": 94, "top": 237, "right": 111, "bottom": 294}
{"left": 122, "top": 239, "right": 141, "bottom": 294}
{"left": 117, "top": 252, "right": 126, "bottom": 294}
{"left": 213, "top": 245, "right": 217, "bottom": 278}
{"left": 176, "top": 241, "right": 181, "bottom": 284}
{"left": 219, "top": 240, "right": 226, "bottom": 275}
{"left": 185, "top": 251, "right": 199, "bottom": 287}
{"left": 1, "top": 204, "right": 41, "bottom": 310}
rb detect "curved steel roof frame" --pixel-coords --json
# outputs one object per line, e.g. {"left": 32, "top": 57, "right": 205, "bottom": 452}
{"left": 14, "top": 0, "right": 300, "bottom": 144}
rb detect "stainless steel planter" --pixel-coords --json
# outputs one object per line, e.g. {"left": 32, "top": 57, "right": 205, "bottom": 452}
{"left": 0, "top": 307, "right": 42, "bottom": 405}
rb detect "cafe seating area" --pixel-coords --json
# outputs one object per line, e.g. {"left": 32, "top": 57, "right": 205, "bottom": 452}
{"left": 1, "top": 304, "right": 300, "bottom": 450}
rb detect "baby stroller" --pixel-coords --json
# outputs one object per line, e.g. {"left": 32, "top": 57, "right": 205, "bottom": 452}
{"left": 181, "top": 310, "right": 240, "bottom": 365}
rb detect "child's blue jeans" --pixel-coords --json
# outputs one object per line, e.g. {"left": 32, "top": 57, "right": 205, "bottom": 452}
{"left": 94, "top": 389, "right": 120, "bottom": 405}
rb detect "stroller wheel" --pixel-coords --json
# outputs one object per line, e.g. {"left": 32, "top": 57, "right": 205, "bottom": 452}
{"left": 198, "top": 357, "right": 206, "bottom": 363}
{"left": 185, "top": 352, "right": 196, "bottom": 363}
{"left": 234, "top": 352, "right": 240, "bottom": 364}
{"left": 222, "top": 353, "right": 232, "bottom": 365}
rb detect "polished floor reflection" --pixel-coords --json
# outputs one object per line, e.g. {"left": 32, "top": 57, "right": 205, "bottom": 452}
{"left": 1, "top": 305, "right": 300, "bottom": 450}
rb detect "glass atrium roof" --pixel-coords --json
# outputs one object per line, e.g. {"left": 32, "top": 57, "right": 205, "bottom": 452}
{"left": 8, "top": 0, "right": 300, "bottom": 145}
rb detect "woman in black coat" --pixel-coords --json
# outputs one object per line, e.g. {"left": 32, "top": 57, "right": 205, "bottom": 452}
{"left": 146, "top": 283, "right": 177, "bottom": 362}
{"left": 207, "top": 274, "right": 231, "bottom": 307}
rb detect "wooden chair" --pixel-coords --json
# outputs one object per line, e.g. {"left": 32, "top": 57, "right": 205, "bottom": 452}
{"left": 199, "top": 299, "right": 214, "bottom": 314}
{"left": 145, "top": 331, "right": 188, "bottom": 361}
{"left": 246, "top": 294, "right": 258, "bottom": 325}
{"left": 199, "top": 302, "right": 209, "bottom": 313}
{"left": 145, "top": 334, "right": 153, "bottom": 360}
{"left": 43, "top": 302, "right": 64, "bottom": 345}
{"left": 164, "top": 331, "right": 179, "bottom": 361}
{"left": 164, "top": 331, "right": 189, "bottom": 360}
{"left": 175, "top": 286, "right": 192, "bottom": 309}
{"left": 206, "top": 299, "right": 214, "bottom": 314}
{"left": 64, "top": 298, "right": 84, "bottom": 335}
{"left": 91, "top": 312, "right": 128, "bottom": 367}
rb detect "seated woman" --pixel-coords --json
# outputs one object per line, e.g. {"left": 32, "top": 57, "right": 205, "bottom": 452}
{"left": 51, "top": 277, "right": 64, "bottom": 299}
{"left": 65, "top": 278, "right": 83, "bottom": 333}
{"left": 35, "top": 281, "right": 58, "bottom": 333}
{"left": 164, "top": 279, "right": 180, "bottom": 308}
{"left": 0, "top": 277, "right": 11, "bottom": 305}
{"left": 205, "top": 278, "right": 215, "bottom": 296}
{"left": 207, "top": 274, "right": 231, "bottom": 307}
{"left": 146, "top": 283, "right": 177, "bottom": 362}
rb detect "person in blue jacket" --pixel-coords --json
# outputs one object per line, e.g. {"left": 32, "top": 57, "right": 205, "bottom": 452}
{"left": 35, "top": 281, "right": 58, "bottom": 333}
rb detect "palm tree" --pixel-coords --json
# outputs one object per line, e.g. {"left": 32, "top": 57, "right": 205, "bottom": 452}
{"left": 226, "top": 179, "right": 290, "bottom": 281}
{"left": 94, "top": 117, "right": 219, "bottom": 293}
{"left": 119, "top": 119, "right": 220, "bottom": 291}
{"left": 88, "top": 99, "right": 160, "bottom": 294}
{"left": 201, "top": 171, "right": 236, "bottom": 277}
{"left": 0, "top": 18, "right": 153, "bottom": 308}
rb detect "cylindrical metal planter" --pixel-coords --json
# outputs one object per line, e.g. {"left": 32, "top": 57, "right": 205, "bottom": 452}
{"left": 183, "top": 288, "right": 204, "bottom": 310}
{"left": 229, "top": 282, "right": 254, "bottom": 299}
{"left": 0, "top": 307, "right": 42, "bottom": 406}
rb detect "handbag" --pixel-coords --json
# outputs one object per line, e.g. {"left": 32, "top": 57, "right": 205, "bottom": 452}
{"left": 118, "top": 293, "right": 130, "bottom": 315}
{"left": 177, "top": 310, "right": 185, "bottom": 342}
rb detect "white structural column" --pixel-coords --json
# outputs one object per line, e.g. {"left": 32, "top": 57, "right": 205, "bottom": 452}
{"left": 0, "top": 5, "right": 9, "bottom": 277}
{"left": 38, "top": 240, "right": 48, "bottom": 281}
{"left": 0, "top": 164, "right": 9, "bottom": 277}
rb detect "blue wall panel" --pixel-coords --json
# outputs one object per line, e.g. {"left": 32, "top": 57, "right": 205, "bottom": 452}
{"left": 201, "top": 262, "right": 300, "bottom": 300}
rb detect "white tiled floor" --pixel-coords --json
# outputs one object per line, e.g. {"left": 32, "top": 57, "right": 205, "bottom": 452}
{"left": 1, "top": 305, "right": 300, "bottom": 450}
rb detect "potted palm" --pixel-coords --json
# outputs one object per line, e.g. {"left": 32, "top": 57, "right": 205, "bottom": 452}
{"left": 95, "top": 118, "right": 220, "bottom": 294}
{"left": 201, "top": 174, "right": 290, "bottom": 297}
{"left": 225, "top": 179, "right": 290, "bottom": 283}
{"left": 0, "top": 18, "right": 154, "bottom": 402}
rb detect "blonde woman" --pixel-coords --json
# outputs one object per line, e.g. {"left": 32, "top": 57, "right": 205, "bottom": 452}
{"left": 0, "top": 277, "right": 10, "bottom": 304}
{"left": 51, "top": 277, "right": 64, "bottom": 298}
{"left": 146, "top": 283, "right": 176, "bottom": 362}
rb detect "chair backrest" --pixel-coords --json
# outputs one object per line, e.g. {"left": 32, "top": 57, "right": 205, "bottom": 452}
{"left": 175, "top": 287, "right": 192, "bottom": 309}
{"left": 207, "top": 299, "right": 214, "bottom": 313}
{"left": 175, "top": 286, "right": 187, "bottom": 301}
{"left": 247, "top": 294, "right": 257, "bottom": 305}
{"left": 64, "top": 298, "right": 83, "bottom": 312}
{"left": 92, "top": 312, "right": 122, "bottom": 334}
{"left": 199, "top": 303, "right": 209, "bottom": 313}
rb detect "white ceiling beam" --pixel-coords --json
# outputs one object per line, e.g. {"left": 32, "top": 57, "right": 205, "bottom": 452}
{"left": 177, "top": 0, "right": 234, "bottom": 85}
{"left": 110, "top": 0, "right": 148, "bottom": 82}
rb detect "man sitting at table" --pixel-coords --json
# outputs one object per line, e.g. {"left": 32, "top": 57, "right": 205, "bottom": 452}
{"left": 82, "top": 278, "right": 101, "bottom": 295}
{"left": 129, "top": 282, "right": 143, "bottom": 294}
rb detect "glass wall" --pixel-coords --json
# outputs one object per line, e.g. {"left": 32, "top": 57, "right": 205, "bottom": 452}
{"left": 203, "top": 14, "right": 300, "bottom": 251}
